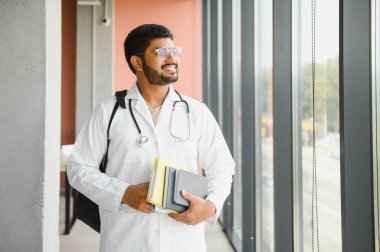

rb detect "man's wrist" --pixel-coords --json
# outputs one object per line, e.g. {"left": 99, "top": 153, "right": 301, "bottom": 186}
{"left": 206, "top": 200, "right": 216, "bottom": 218}
{"left": 121, "top": 185, "right": 132, "bottom": 204}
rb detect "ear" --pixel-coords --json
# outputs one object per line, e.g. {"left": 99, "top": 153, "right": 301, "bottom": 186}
{"left": 130, "top": 56, "right": 143, "bottom": 72}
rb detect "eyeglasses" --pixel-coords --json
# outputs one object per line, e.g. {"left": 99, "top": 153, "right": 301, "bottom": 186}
{"left": 137, "top": 47, "right": 183, "bottom": 58}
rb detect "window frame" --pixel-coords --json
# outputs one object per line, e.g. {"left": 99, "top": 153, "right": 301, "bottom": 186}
{"left": 340, "top": 0, "right": 374, "bottom": 251}
{"left": 372, "top": 0, "right": 380, "bottom": 250}
{"left": 273, "top": 0, "right": 294, "bottom": 251}
{"left": 291, "top": 0, "right": 304, "bottom": 250}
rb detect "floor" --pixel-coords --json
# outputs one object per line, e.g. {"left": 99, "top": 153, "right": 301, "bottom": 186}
{"left": 59, "top": 195, "right": 235, "bottom": 252}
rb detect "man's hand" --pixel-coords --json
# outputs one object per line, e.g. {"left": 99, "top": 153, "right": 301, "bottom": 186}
{"left": 168, "top": 190, "right": 216, "bottom": 225}
{"left": 122, "top": 182, "right": 153, "bottom": 213}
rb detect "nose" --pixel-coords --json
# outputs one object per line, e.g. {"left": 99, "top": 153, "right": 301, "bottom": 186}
{"left": 165, "top": 51, "right": 175, "bottom": 63}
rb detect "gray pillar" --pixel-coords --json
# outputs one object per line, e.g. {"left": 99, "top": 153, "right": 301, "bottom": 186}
{"left": 273, "top": 0, "right": 293, "bottom": 251}
{"left": 76, "top": 0, "right": 114, "bottom": 134}
{"left": 0, "top": 1, "right": 61, "bottom": 252}
{"left": 340, "top": 0, "right": 374, "bottom": 250}
{"left": 240, "top": 0, "right": 256, "bottom": 250}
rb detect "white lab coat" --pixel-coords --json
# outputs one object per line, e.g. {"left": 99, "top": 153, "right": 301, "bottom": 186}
{"left": 67, "top": 83, "right": 235, "bottom": 252}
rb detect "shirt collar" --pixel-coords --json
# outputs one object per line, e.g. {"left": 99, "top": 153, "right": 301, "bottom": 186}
{"left": 125, "top": 82, "right": 180, "bottom": 102}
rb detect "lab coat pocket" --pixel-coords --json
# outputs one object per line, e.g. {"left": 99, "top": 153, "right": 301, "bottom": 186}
{"left": 105, "top": 209, "right": 143, "bottom": 252}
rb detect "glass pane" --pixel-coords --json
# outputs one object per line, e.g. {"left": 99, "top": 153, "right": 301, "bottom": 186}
{"left": 233, "top": 144, "right": 242, "bottom": 241}
{"left": 373, "top": 0, "right": 380, "bottom": 250}
{"left": 232, "top": 0, "right": 242, "bottom": 241}
{"left": 296, "top": 0, "right": 342, "bottom": 251}
{"left": 255, "top": 0, "right": 274, "bottom": 251}
{"left": 232, "top": 79, "right": 242, "bottom": 240}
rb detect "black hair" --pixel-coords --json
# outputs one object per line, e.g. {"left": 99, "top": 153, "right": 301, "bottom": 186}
{"left": 124, "top": 24, "right": 174, "bottom": 74}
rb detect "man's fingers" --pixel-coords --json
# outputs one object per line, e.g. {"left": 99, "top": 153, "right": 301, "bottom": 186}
{"left": 143, "top": 208, "right": 154, "bottom": 213}
{"left": 169, "top": 213, "right": 180, "bottom": 220}
{"left": 169, "top": 214, "right": 193, "bottom": 225}
{"left": 145, "top": 204, "right": 154, "bottom": 213}
{"left": 140, "top": 205, "right": 153, "bottom": 213}
{"left": 141, "top": 182, "right": 150, "bottom": 188}
{"left": 142, "top": 202, "right": 153, "bottom": 213}
{"left": 169, "top": 214, "right": 187, "bottom": 224}
{"left": 181, "top": 190, "right": 196, "bottom": 203}
{"left": 135, "top": 199, "right": 153, "bottom": 213}
{"left": 169, "top": 211, "right": 188, "bottom": 221}
{"left": 170, "top": 215, "right": 186, "bottom": 222}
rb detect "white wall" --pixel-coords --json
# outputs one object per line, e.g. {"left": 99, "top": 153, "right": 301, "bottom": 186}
{"left": 76, "top": 0, "right": 114, "bottom": 134}
{"left": 0, "top": 1, "right": 61, "bottom": 251}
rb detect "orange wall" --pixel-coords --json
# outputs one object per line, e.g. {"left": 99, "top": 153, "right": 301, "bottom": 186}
{"left": 114, "top": 0, "right": 202, "bottom": 101}
{"left": 61, "top": 0, "right": 76, "bottom": 145}
{"left": 61, "top": 0, "right": 202, "bottom": 146}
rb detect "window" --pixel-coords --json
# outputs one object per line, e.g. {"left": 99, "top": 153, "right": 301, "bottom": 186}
{"left": 255, "top": 0, "right": 274, "bottom": 251}
{"left": 232, "top": 0, "right": 243, "bottom": 243}
{"left": 293, "top": 0, "right": 342, "bottom": 251}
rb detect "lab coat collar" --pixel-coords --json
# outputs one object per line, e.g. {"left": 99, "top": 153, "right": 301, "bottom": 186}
{"left": 125, "top": 82, "right": 142, "bottom": 100}
{"left": 125, "top": 82, "right": 180, "bottom": 102}
{"left": 166, "top": 85, "right": 180, "bottom": 101}
{"left": 125, "top": 82, "right": 181, "bottom": 128}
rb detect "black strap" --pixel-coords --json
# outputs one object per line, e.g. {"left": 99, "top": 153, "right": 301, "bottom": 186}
{"left": 99, "top": 90, "right": 128, "bottom": 173}
{"left": 115, "top": 90, "right": 127, "bottom": 109}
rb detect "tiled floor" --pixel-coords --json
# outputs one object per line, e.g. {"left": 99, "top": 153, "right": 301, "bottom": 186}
{"left": 59, "top": 196, "right": 235, "bottom": 252}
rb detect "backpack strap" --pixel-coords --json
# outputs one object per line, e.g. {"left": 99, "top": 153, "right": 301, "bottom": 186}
{"left": 99, "top": 90, "right": 128, "bottom": 173}
{"left": 115, "top": 90, "right": 128, "bottom": 109}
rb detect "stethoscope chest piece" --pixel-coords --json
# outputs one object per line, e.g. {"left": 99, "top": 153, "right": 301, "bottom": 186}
{"left": 128, "top": 88, "right": 190, "bottom": 147}
{"left": 137, "top": 134, "right": 149, "bottom": 147}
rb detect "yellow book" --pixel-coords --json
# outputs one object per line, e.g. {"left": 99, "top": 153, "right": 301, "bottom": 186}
{"left": 147, "top": 156, "right": 182, "bottom": 209}
{"left": 162, "top": 166, "right": 171, "bottom": 209}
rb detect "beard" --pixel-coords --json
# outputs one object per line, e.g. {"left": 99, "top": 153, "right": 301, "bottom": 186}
{"left": 142, "top": 59, "right": 179, "bottom": 85}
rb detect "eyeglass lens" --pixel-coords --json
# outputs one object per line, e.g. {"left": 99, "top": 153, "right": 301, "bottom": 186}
{"left": 155, "top": 47, "right": 182, "bottom": 57}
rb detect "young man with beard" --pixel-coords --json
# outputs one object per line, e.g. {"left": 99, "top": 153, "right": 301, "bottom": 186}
{"left": 68, "top": 24, "right": 235, "bottom": 252}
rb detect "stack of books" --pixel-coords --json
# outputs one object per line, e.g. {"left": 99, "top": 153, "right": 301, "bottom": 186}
{"left": 147, "top": 156, "right": 208, "bottom": 213}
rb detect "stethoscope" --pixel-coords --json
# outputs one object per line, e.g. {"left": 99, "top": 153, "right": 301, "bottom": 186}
{"left": 128, "top": 90, "right": 190, "bottom": 147}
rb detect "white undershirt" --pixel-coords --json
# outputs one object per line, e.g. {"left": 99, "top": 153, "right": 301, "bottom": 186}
{"left": 148, "top": 105, "right": 162, "bottom": 126}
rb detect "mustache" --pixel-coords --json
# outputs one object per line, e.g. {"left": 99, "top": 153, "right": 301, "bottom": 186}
{"left": 161, "top": 63, "right": 178, "bottom": 69}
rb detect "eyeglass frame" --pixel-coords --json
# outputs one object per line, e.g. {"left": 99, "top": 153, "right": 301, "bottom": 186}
{"left": 135, "top": 47, "right": 183, "bottom": 58}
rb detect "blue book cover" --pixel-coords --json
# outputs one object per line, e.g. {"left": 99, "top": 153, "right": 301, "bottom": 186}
{"left": 173, "top": 169, "right": 208, "bottom": 207}
{"left": 164, "top": 167, "right": 187, "bottom": 213}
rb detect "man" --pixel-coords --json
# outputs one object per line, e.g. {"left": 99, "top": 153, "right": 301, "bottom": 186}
{"left": 68, "top": 24, "right": 235, "bottom": 252}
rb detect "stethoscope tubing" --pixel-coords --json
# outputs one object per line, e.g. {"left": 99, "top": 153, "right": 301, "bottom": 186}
{"left": 128, "top": 90, "right": 190, "bottom": 147}
{"left": 129, "top": 99, "right": 142, "bottom": 134}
